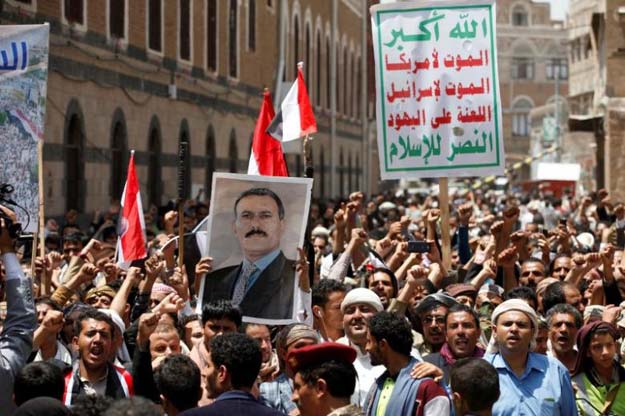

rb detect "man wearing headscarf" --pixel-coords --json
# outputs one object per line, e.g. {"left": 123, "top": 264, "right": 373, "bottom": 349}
{"left": 572, "top": 321, "right": 625, "bottom": 415}
{"left": 260, "top": 323, "right": 320, "bottom": 414}
{"left": 484, "top": 299, "right": 577, "bottom": 415}
{"left": 414, "top": 293, "right": 458, "bottom": 357}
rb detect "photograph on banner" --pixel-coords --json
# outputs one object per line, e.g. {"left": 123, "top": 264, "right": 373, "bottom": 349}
{"left": 199, "top": 173, "right": 313, "bottom": 324}
{"left": 371, "top": 0, "right": 504, "bottom": 179}
{"left": 0, "top": 24, "right": 49, "bottom": 231}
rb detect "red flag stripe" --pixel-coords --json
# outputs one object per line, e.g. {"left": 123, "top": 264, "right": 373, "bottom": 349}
{"left": 249, "top": 91, "right": 289, "bottom": 176}
{"left": 119, "top": 152, "right": 146, "bottom": 261}
{"left": 297, "top": 66, "right": 317, "bottom": 136}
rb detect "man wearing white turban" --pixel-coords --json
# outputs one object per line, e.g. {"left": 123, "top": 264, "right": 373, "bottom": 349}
{"left": 483, "top": 299, "right": 578, "bottom": 415}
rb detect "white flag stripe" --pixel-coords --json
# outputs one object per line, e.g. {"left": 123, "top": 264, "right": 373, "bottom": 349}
{"left": 280, "top": 80, "right": 302, "bottom": 142}
{"left": 247, "top": 152, "right": 260, "bottom": 175}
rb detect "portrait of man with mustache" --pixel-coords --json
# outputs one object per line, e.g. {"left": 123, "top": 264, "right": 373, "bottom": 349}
{"left": 200, "top": 186, "right": 298, "bottom": 321}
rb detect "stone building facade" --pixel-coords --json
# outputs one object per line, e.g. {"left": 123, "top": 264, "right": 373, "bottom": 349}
{"left": 568, "top": 0, "right": 625, "bottom": 201}
{"left": 1, "top": 0, "right": 370, "bottom": 217}
{"left": 496, "top": 0, "right": 568, "bottom": 181}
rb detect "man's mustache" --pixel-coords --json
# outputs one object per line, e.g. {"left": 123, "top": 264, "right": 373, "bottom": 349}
{"left": 245, "top": 228, "right": 267, "bottom": 238}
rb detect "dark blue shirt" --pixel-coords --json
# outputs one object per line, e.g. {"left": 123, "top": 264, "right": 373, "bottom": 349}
{"left": 180, "top": 390, "right": 287, "bottom": 416}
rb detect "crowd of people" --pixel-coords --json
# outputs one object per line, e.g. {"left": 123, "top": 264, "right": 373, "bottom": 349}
{"left": 2, "top": 184, "right": 625, "bottom": 415}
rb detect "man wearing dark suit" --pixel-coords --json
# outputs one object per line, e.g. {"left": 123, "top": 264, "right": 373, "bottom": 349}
{"left": 180, "top": 333, "right": 286, "bottom": 416}
{"left": 201, "top": 188, "right": 296, "bottom": 320}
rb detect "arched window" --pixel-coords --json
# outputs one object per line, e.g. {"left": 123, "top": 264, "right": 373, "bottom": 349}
{"left": 248, "top": 133, "right": 254, "bottom": 159}
{"left": 229, "top": 129, "right": 238, "bottom": 172}
{"left": 293, "top": 16, "right": 300, "bottom": 78}
{"left": 179, "top": 0, "right": 191, "bottom": 61}
{"left": 206, "top": 0, "right": 217, "bottom": 70}
{"left": 335, "top": 42, "right": 339, "bottom": 112}
{"left": 247, "top": 0, "right": 256, "bottom": 51}
{"left": 64, "top": 100, "right": 85, "bottom": 212}
{"left": 148, "top": 0, "right": 163, "bottom": 52}
{"left": 316, "top": 31, "right": 321, "bottom": 106}
{"left": 343, "top": 46, "right": 348, "bottom": 116}
{"left": 110, "top": 109, "right": 128, "bottom": 201}
{"left": 511, "top": 97, "right": 533, "bottom": 137}
{"left": 179, "top": 120, "right": 192, "bottom": 199}
{"left": 326, "top": 37, "right": 331, "bottom": 109}
{"left": 511, "top": 43, "right": 534, "bottom": 80}
{"left": 228, "top": 0, "right": 238, "bottom": 77}
{"left": 205, "top": 126, "right": 216, "bottom": 199}
{"left": 339, "top": 149, "right": 344, "bottom": 196}
{"left": 353, "top": 55, "right": 359, "bottom": 118}
{"left": 347, "top": 153, "right": 352, "bottom": 192}
{"left": 147, "top": 116, "right": 162, "bottom": 207}
{"left": 295, "top": 154, "right": 302, "bottom": 177}
{"left": 319, "top": 147, "right": 325, "bottom": 197}
{"left": 305, "top": 23, "right": 311, "bottom": 92}
{"left": 109, "top": 0, "right": 126, "bottom": 40}
{"left": 355, "top": 155, "right": 360, "bottom": 190}
{"left": 512, "top": 5, "right": 529, "bottom": 26}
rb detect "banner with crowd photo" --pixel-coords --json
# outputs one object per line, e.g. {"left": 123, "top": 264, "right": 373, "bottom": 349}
{"left": 371, "top": 0, "right": 504, "bottom": 179}
{"left": 0, "top": 24, "right": 49, "bottom": 232}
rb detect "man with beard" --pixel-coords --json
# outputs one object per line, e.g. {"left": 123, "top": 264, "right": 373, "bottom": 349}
{"left": 180, "top": 333, "right": 285, "bottom": 416}
{"left": 243, "top": 323, "right": 277, "bottom": 382}
{"left": 519, "top": 258, "right": 546, "bottom": 289}
{"left": 336, "top": 288, "right": 385, "bottom": 406}
{"left": 260, "top": 323, "right": 319, "bottom": 414}
{"left": 484, "top": 299, "right": 576, "bottom": 415}
{"left": 62, "top": 309, "right": 134, "bottom": 406}
{"left": 546, "top": 304, "right": 581, "bottom": 374}
{"left": 366, "top": 268, "right": 397, "bottom": 310}
{"left": 417, "top": 304, "right": 484, "bottom": 386}
{"left": 365, "top": 312, "right": 450, "bottom": 416}
{"left": 414, "top": 294, "right": 457, "bottom": 356}
{"left": 199, "top": 188, "right": 297, "bottom": 320}
{"left": 190, "top": 300, "right": 241, "bottom": 407}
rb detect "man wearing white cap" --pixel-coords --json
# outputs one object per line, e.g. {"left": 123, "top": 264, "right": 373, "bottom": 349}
{"left": 337, "top": 288, "right": 385, "bottom": 407}
{"left": 484, "top": 299, "right": 577, "bottom": 415}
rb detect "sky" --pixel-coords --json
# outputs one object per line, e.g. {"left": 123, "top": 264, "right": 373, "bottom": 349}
{"left": 545, "top": 0, "right": 570, "bottom": 21}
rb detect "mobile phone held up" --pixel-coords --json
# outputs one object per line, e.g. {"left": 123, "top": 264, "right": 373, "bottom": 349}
{"left": 407, "top": 241, "right": 430, "bottom": 253}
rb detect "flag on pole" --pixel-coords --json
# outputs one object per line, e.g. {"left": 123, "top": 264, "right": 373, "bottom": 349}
{"left": 248, "top": 90, "right": 289, "bottom": 176}
{"left": 117, "top": 150, "right": 147, "bottom": 266}
{"left": 267, "top": 62, "right": 317, "bottom": 142}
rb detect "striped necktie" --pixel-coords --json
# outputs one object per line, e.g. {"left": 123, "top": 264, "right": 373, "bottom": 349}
{"left": 232, "top": 262, "right": 258, "bottom": 306}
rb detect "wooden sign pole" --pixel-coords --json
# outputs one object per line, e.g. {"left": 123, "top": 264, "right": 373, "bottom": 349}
{"left": 38, "top": 140, "right": 45, "bottom": 258}
{"left": 439, "top": 177, "right": 451, "bottom": 271}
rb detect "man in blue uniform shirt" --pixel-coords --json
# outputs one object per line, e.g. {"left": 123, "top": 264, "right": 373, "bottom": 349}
{"left": 483, "top": 299, "right": 577, "bottom": 415}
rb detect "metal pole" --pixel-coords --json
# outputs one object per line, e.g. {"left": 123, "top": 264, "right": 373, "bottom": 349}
{"left": 554, "top": 62, "right": 561, "bottom": 162}
{"left": 361, "top": 0, "right": 369, "bottom": 195}
{"left": 275, "top": 0, "right": 287, "bottom": 104}
{"left": 330, "top": 0, "right": 338, "bottom": 198}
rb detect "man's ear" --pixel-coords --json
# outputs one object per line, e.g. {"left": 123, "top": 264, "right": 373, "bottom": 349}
{"left": 312, "top": 305, "right": 323, "bottom": 319}
{"left": 71, "top": 336, "right": 79, "bottom": 352}
{"left": 315, "top": 378, "right": 329, "bottom": 398}
{"left": 452, "top": 391, "right": 464, "bottom": 413}
{"left": 218, "top": 364, "right": 229, "bottom": 385}
{"left": 379, "top": 338, "right": 389, "bottom": 352}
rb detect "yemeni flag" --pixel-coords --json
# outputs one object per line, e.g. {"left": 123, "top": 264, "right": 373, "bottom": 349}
{"left": 248, "top": 90, "right": 289, "bottom": 176}
{"left": 117, "top": 151, "right": 147, "bottom": 267}
{"left": 267, "top": 62, "right": 317, "bottom": 142}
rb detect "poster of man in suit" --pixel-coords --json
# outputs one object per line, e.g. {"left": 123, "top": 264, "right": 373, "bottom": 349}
{"left": 198, "top": 173, "right": 313, "bottom": 324}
